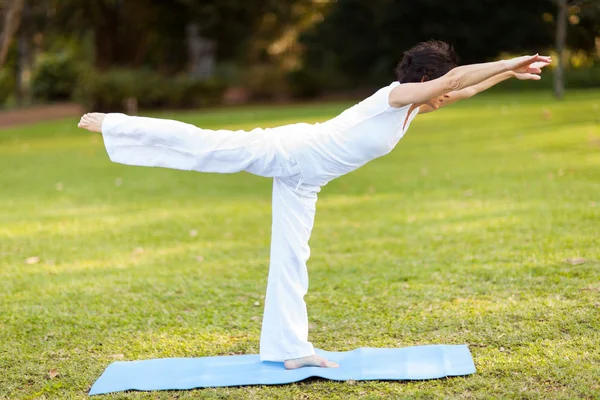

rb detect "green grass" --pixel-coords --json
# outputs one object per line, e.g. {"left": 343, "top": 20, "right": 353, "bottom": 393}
{"left": 1, "top": 90, "right": 600, "bottom": 399}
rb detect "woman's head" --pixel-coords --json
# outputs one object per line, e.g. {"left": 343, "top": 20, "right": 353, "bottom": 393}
{"left": 395, "top": 40, "right": 458, "bottom": 84}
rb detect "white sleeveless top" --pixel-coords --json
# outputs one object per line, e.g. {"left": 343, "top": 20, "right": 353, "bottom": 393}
{"left": 285, "top": 82, "right": 419, "bottom": 187}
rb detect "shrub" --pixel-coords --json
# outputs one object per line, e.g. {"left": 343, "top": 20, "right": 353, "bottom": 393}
{"left": 31, "top": 51, "right": 79, "bottom": 102}
{"left": 74, "top": 68, "right": 226, "bottom": 111}
{"left": 243, "top": 64, "right": 289, "bottom": 101}
{"left": 566, "top": 65, "right": 600, "bottom": 88}
{"left": 0, "top": 68, "right": 16, "bottom": 106}
{"left": 286, "top": 65, "right": 353, "bottom": 100}
{"left": 286, "top": 68, "right": 324, "bottom": 99}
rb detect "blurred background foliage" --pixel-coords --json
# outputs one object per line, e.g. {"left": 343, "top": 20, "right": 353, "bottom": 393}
{"left": 0, "top": 0, "right": 599, "bottom": 111}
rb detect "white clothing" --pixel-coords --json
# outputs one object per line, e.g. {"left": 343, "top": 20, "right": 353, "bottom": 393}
{"left": 99, "top": 82, "right": 415, "bottom": 362}
{"left": 101, "top": 113, "right": 319, "bottom": 361}
{"left": 284, "top": 82, "right": 419, "bottom": 186}
{"left": 259, "top": 176, "right": 320, "bottom": 361}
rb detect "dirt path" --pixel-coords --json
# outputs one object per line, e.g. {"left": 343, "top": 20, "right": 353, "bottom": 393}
{"left": 0, "top": 103, "right": 84, "bottom": 129}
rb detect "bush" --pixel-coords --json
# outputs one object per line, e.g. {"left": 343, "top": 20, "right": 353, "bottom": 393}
{"left": 0, "top": 68, "right": 16, "bottom": 106}
{"left": 286, "top": 68, "right": 324, "bottom": 99}
{"left": 167, "top": 75, "right": 227, "bottom": 108}
{"left": 74, "top": 68, "right": 226, "bottom": 111}
{"left": 286, "top": 65, "right": 353, "bottom": 100}
{"left": 566, "top": 65, "right": 600, "bottom": 88}
{"left": 31, "top": 51, "right": 79, "bottom": 102}
{"left": 243, "top": 64, "right": 289, "bottom": 101}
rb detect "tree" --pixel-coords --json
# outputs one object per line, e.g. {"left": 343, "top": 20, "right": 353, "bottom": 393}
{"left": 552, "top": 0, "right": 600, "bottom": 99}
{"left": 0, "top": 0, "right": 25, "bottom": 67}
{"left": 299, "top": 0, "right": 599, "bottom": 89}
{"left": 27, "top": 0, "right": 315, "bottom": 74}
{"left": 554, "top": 0, "right": 568, "bottom": 99}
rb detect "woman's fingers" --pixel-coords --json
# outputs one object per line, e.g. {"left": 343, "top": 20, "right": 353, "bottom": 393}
{"left": 515, "top": 72, "right": 541, "bottom": 81}
{"left": 530, "top": 61, "right": 550, "bottom": 69}
{"left": 510, "top": 55, "right": 552, "bottom": 72}
{"left": 527, "top": 67, "right": 542, "bottom": 74}
{"left": 531, "top": 54, "right": 552, "bottom": 63}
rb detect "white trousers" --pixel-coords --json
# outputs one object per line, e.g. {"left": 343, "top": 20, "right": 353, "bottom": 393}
{"left": 101, "top": 113, "right": 320, "bottom": 361}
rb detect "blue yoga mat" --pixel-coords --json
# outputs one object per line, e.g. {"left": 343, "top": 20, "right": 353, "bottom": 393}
{"left": 90, "top": 344, "right": 475, "bottom": 395}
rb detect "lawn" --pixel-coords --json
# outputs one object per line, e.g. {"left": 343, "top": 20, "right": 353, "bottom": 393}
{"left": 1, "top": 90, "right": 599, "bottom": 399}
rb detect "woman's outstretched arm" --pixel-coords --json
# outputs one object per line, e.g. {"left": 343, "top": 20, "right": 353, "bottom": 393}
{"left": 389, "top": 54, "right": 551, "bottom": 108}
{"left": 418, "top": 62, "right": 550, "bottom": 113}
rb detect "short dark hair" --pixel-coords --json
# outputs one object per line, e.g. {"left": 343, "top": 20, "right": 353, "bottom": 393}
{"left": 395, "top": 40, "right": 458, "bottom": 83}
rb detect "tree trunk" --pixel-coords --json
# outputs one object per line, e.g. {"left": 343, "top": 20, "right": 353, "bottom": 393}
{"left": 94, "top": 27, "right": 117, "bottom": 71}
{"left": 88, "top": 0, "right": 120, "bottom": 71}
{"left": 554, "top": 0, "right": 568, "bottom": 100}
{"left": 187, "top": 23, "right": 216, "bottom": 80}
{"left": 15, "top": 1, "right": 32, "bottom": 106}
{"left": 0, "top": 0, "right": 25, "bottom": 67}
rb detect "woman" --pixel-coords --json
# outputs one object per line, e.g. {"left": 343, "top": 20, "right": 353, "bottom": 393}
{"left": 78, "top": 41, "right": 550, "bottom": 370}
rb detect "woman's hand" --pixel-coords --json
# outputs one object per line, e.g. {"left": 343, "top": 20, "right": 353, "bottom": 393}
{"left": 512, "top": 61, "right": 551, "bottom": 80}
{"left": 505, "top": 55, "right": 552, "bottom": 75}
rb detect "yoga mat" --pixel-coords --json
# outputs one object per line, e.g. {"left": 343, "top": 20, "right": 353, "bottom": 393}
{"left": 90, "top": 344, "right": 475, "bottom": 395}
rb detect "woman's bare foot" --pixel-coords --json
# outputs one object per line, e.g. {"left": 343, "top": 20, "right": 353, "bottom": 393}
{"left": 284, "top": 354, "right": 339, "bottom": 370}
{"left": 77, "top": 113, "right": 106, "bottom": 133}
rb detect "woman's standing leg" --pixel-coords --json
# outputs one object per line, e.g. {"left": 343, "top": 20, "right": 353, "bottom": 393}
{"left": 260, "top": 176, "right": 338, "bottom": 369}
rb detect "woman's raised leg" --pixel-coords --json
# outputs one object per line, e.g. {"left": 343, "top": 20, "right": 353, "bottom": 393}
{"left": 78, "top": 112, "right": 292, "bottom": 178}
